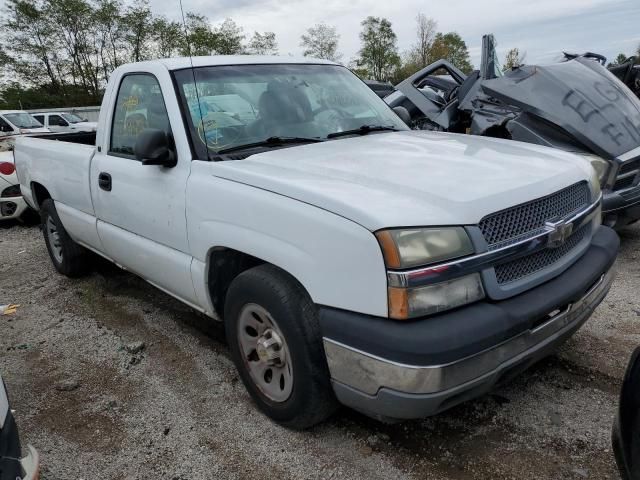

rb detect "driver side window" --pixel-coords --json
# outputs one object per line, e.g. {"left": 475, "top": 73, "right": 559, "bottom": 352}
{"left": 110, "top": 74, "right": 170, "bottom": 158}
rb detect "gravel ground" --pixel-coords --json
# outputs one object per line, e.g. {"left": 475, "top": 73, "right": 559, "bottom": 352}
{"left": 0, "top": 221, "right": 638, "bottom": 479}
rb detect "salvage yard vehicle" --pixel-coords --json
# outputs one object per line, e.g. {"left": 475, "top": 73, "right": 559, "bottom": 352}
{"left": 0, "top": 141, "right": 29, "bottom": 222}
{"left": 0, "top": 111, "right": 49, "bottom": 137}
{"left": 14, "top": 56, "right": 619, "bottom": 428}
{"left": 31, "top": 112, "right": 97, "bottom": 133}
{"left": 609, "top": 56, "right": 640, "bottom": 100}
{"left": 0, "top": 373, "right": 39, "bottom": 480}
{"left": 386, "top": 34, "right": 640, "bottom": 229}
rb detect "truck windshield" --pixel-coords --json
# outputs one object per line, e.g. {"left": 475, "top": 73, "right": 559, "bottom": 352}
{"left": 173, "top": 64, "right": 409, "bottom": 157}
{"left": 3, "top": 113, "right": 43, "bottom": 129}
{"left": 62, "top": 113, "right": 85, "bottom": 124}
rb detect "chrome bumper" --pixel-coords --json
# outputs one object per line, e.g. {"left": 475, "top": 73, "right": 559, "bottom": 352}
{"left": 324, "top": 265, "right": 615, "bottom": 397}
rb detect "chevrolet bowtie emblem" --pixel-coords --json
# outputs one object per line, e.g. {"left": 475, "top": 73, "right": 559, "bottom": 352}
{"left": 545, "top": 219, "right": 574, "bottom": 248}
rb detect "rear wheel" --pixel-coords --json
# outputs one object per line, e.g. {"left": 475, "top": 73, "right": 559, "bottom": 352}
{"left": 41, "top": 199, "right": 89, "bottom": 277}
{"left": 224, "top": 264, "right": 337, "bottom": 429}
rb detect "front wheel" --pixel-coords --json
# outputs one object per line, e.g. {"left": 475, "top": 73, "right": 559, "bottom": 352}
{"left": 41, "top": 199, "right": 89, "bottom": 277}
{"left": 224, "top": 264, "right": 337, "bottom": 429}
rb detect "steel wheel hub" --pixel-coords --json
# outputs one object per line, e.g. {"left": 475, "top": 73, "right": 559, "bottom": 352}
{"left": 46, "top": 216, "right": 63, "bottom": 263}
{"left": 237, "top": 304, "right": 293, "bottom": 403}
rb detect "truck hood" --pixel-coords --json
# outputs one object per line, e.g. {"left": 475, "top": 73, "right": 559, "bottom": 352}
{"left": 482, "top": 57, "right": 640, "bottom": 159}
{"left": 211, "top": 131, "right": 593, "bottom": 231}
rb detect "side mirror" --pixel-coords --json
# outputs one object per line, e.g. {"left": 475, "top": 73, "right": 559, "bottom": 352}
{"left": 393, "top": 106, "right": 412, "bottom": 126}
{"left": 135, "top": 129, "right": 176, "bottom": 167}
{"left": 613, "top": 346, "right": 640, "bottom": 480}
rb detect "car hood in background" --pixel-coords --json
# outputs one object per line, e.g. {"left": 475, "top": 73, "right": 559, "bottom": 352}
{"left": 482, "top": 57, "right": 640, "bottom": 159}
{"left": 211, "top": 131, "right": 593, "bottom": 231}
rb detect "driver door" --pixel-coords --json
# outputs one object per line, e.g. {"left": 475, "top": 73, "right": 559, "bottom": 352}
{"left": 90, "top": 71, "right": 199, "bottom": 306}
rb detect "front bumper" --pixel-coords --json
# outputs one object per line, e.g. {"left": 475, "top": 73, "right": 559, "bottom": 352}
{"left": 0, "top": 195, "right": 28, "bottom": 221}
{"left": 320, "top": 226, "right": 618, "bottom": 420}
{"left": 602, "top": 186, "right": 640, "bottom": 228}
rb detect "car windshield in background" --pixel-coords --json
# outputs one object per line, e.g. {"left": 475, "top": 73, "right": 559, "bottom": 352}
{"left": 62, "top": 113, "right": 85, "bottom": 123}
{"left": 173, "top": 64, "right": 408, "bottom": 157}
{"left": 4, "top": 113, "right": 42, "bottom": 128}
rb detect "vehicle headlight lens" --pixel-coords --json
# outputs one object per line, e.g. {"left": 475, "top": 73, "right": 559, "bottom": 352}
{"left": 388, "top": 273, "right": 485, "bottom": 319}
{"left": 376, "top": 227, "right": 474, "bottom": 269}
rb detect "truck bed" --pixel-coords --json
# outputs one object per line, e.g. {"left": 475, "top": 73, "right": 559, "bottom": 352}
{"left": 29, "top": 130, "right": 96, "bottom": 146}
{"left": 14, "top": 134, "right": 97, "bottom": 218}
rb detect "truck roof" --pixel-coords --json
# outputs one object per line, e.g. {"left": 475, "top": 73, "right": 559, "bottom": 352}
{"left": 121, "top": 55, "right": 339, "bottom": 72}
{"left": 0, "top": 110, "right": 29, "bottom": 114}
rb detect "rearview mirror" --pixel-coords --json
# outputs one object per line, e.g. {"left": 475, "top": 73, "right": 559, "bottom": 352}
{"left": 135, "top": 129, "right": 176, "bottom": 167}
{"left": 393, "top": 106, "right": 412, "bottom": 126}
{"left": 613, "top": 346, "right": 640, "bottom": 480}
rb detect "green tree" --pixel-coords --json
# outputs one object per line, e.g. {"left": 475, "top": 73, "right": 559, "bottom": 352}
{"left": 357, "top": 16, "right": 400, "bottom": 81}
{"left": 503, "top": 47, "right": 526, "bottom": 71}
{"left": 300, "top": 23, "right": 341, "bottom": 62}
{"left": 214, "top": 18, "right": 244, "bottom": 55}
{"left": 2, "top": 0, "right": 65, "bottom": 90}
{"left": 182, "top": 13, "right": 217, "bottom": 56}
{"left": 430, "top": 32, "right": 473, "bottom": 73}
{"left": 409, "top": 14, "right": 437, "bottom": 69}
{"left": 94, "top": 0, "right": 126, "bottom": 80}
{"left": 247, "top": 31, "right": 277, "bottom": 55}
{"left": 153, "top": 16, "right": 184, "bottom": 58}
{"left": 122, "top": 0, "right": 153, "bottom": 62}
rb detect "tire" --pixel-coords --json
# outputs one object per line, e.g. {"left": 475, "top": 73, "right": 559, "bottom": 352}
{"left": 224, "top": 264, "right": 338, "bottom": 429}
{"left": 40, "top": 199, "right": 89, "bottom": 277}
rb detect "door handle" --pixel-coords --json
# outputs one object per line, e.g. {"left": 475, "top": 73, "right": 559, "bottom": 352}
{"left": 98, "top": 172, "right": 112, "bottom": 191}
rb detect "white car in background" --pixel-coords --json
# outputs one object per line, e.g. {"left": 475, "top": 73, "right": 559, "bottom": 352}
{"left": 32, "top": 111, "right": 97, "bottom": 133}
{"left": 0, "top": 110, "right": 49, "bottom": 136}
{"left": 0, "top": 142, "right": 29, "bottom": 221}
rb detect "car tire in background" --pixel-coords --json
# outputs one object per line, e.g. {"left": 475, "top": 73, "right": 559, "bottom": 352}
{"left": 224, "top": 264, "right": 338, "bottom": 429}
{"left": 40, "top": 199, "right": 90, "bottom": 277}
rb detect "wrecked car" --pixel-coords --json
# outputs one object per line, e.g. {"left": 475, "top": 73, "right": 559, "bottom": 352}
{"left": 609, "top": 56, "right": 640, "bottom": 99}
{"left": 386, "top": 35, "right": 640, "bottom": 229}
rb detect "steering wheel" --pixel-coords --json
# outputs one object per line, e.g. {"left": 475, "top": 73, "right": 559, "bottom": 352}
{"left": 312, "top": 105, "right": 350, "bottom": 133}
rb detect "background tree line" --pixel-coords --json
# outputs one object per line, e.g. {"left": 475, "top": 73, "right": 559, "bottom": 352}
{"left": 0, "top": 1, "right": 476, "bottom": 109}
{"left": 0, "top": 0, "right": 277, "bottom": 108}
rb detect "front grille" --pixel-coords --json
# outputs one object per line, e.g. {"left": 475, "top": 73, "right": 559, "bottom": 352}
{"left": 479, "top": 182, "right": 590, "bottom": 249}
{"left": 614, "top": 158, "right": 640, "bottom": 191}
{"left": 494, "top": 225, "right": 589, "bottom": 285}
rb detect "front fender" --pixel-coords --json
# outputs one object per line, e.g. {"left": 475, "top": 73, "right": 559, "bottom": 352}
{"left": 187, "top": 169, "right": 388, "bottom": 317}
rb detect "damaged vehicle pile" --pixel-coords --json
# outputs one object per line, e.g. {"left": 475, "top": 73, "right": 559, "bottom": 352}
{"left": 386, "top": 35, "right": 640, "bottom": 229}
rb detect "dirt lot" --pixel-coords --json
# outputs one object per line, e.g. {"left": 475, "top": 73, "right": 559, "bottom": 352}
{"left": 1, "top": 221, "right": 638, "bottom": 480}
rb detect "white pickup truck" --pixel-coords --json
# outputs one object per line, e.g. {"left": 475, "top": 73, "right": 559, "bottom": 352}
{"left": 15, "top": 56, "right": 619, "bottom": 428}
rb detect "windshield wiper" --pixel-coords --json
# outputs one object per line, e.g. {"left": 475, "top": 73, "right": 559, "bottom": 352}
{"left": 217, "top": 136, "right": 324, "bottom": 154}
{"left": 326, "top": 125, "right": 400, "bottom": 139}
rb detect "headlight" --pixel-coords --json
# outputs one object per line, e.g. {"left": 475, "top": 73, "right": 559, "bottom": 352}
{"left": 376, "top": 227, "right": 482, "bottom": 319}
{"left": 389, "top": 274, "right": 485, "bottom": 319}
{"left": 375, "top": 227, "right": 474, "bottom": 269}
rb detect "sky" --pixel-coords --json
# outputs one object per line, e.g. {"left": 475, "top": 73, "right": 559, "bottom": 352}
{"left": 1, "top": 0, "right": 639, "bottom": 69}
{"left": 158, "top": 0, "right": 640, "bottom": 67}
